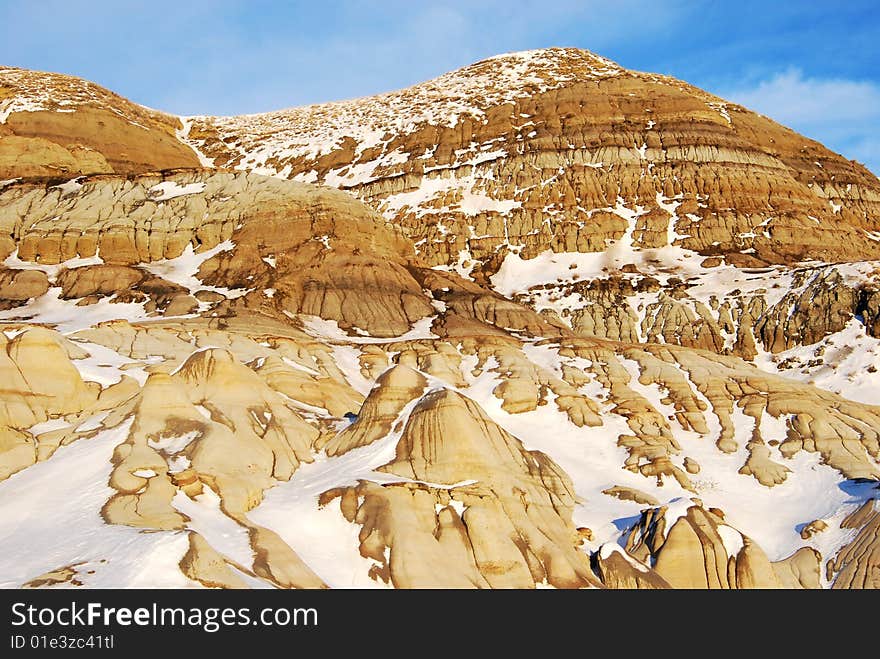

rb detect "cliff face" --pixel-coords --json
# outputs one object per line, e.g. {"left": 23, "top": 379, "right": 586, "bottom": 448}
{"left": 187, "top": 48, "right": 880, "bottom": 273}
{"left": 181, "top": 48, "right": 880, "bottom": 382}
{"left": 0, "top": 49, "right": 878, "bottom": 589}
{"left": 0, "top": 66, "right": 200, "bottom": 177}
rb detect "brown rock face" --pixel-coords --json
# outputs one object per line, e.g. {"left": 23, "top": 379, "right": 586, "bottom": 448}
{"left": 0, "top": 171, "right": 438, "bottom": 337}
{"left": 0, "top": 268, "right": 49, "bottom": 307}
{"left": 324, "top": 388, "right": 600, "bottom": 589}
{"left": 619, "top": 502, "right": 819, "bottom": 589}
{"left": 188, "top": 48, "right": 880, "bottom": 275}
{"left": 324, "top": 365, "right": 426, "bottom": 457}
{"left": 0, "top": 67, "right": 199, "bottom": 176}
{"left": 1, "top": 54, "right": 879, "bottom": 590}
{"left": 828, "top": 498, "right": 880, "bottom": 589}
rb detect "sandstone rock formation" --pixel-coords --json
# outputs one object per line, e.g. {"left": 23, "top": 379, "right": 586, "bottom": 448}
{"left": 619, "top": 501, "right": 820, "bottom": 589}
{"left": 323, "top": 388, "right": 601, "bottom": 588}
{"left": 0, "top": 66, "right": 200, "bottom": 176}
{"left": 0, "top": 51, "right": 878, "bottom": 590}
{"left": 187, "top": 48, "right": 880, "bottom": 277}
{"left": 828, "top": 498, "right": 880, "bottom": 589}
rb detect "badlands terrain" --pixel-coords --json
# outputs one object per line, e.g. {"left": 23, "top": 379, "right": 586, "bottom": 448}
{"left": 0, "top": 48, "right": 878, "bottom": 589}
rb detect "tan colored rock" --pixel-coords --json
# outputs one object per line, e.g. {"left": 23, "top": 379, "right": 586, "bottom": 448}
{"left": 178, "top": 532, "right": 248, "bottom": 589}
{"left": 57, "top": 264, "right": 144, "bottom": 299}
{"left": 756, "top": 270, "right": 864, "bottom": 353}
{"left": 653, "top": 511, "right": 719, "bottom": 588}
{"left": 626, "top": 502, "right": 790, "bottom": 589}
{"left": 0, "top": 268, "right": 49, "bottom": 305}
{"left": 734, "top": 537, "right": 783, "bottom": 589}
{"left": 0, "top": 135, "right": 113, "bottom": 178}
{"left": 326, "top": 388, "right": 600, "bottom": 588}
{"left": 772, "top": 547, "right": 821, "bottom": 589}
{"left": 258, "top": 355, "right": 363, "bottom": 419}
{"left": 0, "top": 426, "right": 36, "bottom": 481}
{"left": 738, "top": 440, "right": 791, "bottom": 486}
{"left": 101, "top": 376, "right": 191, "bottom": 530}
{"left": 601, "top": 485, "right": 659, "bottom": 506}
{"left": 800, "top": 519, "right": 828, "bottom": 540}
{"left": 1, "top": 66, "right": 199, "bottom": 176}
{"left": 22, "top": 563, "right": 86, "bottom": 588}
{"left": 683, "top": 457, "right": 700, "bottom": 474}
{"left": 0, "top": 327, "right": 97, "bottom": 428}
{"left": 570, "top": 281, "right": 640, "bottom": 343}
{"left": 576, "top": 527, "right": 593, "bottom": 543}
{"left": 189, "top": 48, "right": 880, "bottom": 276}
{"left": 593, "top": 546, "right": 671, "bottom": 589}
{"left": 248, "top": 525, "right": 326, "bottom": 589}
{"left": 829, "top": 499, "right": 880, "bottom": 589}
{"left": 163, "top": 294, "right": 199, "bottom": 316}
{"left": 324, "top": 365, "right": 425, "bottom": 457}
{"left": 174, "top": 348, "right": 317, "bottom": 512}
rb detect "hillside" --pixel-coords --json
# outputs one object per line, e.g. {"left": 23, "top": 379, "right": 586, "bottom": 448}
{"left": 0, "top": 49, "right": 877, "bottom": 589}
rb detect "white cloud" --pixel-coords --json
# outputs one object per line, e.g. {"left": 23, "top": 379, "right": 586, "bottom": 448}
{"left": 725, "top": 69, "right": 880, "bottom": 125}
{"left": 722, "top": 69, "right": 880, "bottom": 175}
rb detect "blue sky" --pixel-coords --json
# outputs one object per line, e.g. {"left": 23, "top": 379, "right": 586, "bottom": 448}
{"left": 2, "top": 1, "right": 878, "bottom": 174}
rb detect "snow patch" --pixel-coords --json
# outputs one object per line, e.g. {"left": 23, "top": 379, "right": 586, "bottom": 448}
{"left": 147, "top": 181, "right": 206, "bottom": 202}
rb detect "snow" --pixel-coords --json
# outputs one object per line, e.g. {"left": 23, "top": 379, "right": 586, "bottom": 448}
{"left": 378, "top": 166, "right": 519, "bottom": 220}
{"left": 173, "top": 487, "right": 255, "bottom": 570}
{"left": 0, "top": 418, "right": 198, "bottom": 588}
{"left": 329, "top": 344, "right": 374, "bottom": 396}
{"left": 147, "top": 181, "right": 207, "bottom": 202}
{"left": 50, "top": 177, "right": 84, "bottom": 197}
{"left": 0, "top": 287, "right": 147, "bottom": 333}
{"left": 280, "top": 356, "right": 322, "bottom": 377}
{"left": 194, "top": 48, "right": 623, "bottom": 179}
{"left": 457, "top": 351, "right": 655, "bottom": 548}
{"left": 716, "top": 525, "right": 745, "bottom": 558}
{"left": 3, "top": 248, "right": 104, "bottom": 280}
{"left": 142, "top": 240, "right": 248, "bottom": 301}
{"left": 176, "top": 116, "right": 216, "bottom": 168}
{"left": 300, "top": 315, "right": 437, "bottom": 345}
{"left": 27, "top": 418, "right": 73, "bottom": 437}
{"left": 672, "top": 404, "right": 854, "bottom": 559}
{"left": 707, "top": 102, "right": 732, "bottom": 125}
{"left": 248, "top": 388, "right": 428, "bottom": 588}
{"left": 67, "top": 340, "right": 145, "bottom": 386}
{"left": 75, "top": 411, "right": 110, "bottom": 433}
{"left": 194, "top": 405, "right": 213, "bottom": 421}
{"left": 754, "top": 319, "right": 880, "bottom": 405}
{"left": 458, "top": 189, "right": 520, "bottom": 217}
{"left": 149, "top": 430, "right": 200, "bottom": 454}
{"left": 490, "top": 347, "right": 872, "bottom": 561}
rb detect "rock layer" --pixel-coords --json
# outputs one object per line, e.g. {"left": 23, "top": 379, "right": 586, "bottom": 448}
{"left": 0, "top": 66, "right": 199, "bottom": 176}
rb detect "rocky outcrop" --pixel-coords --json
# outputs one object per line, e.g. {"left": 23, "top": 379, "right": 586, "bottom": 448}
{"left": 323, "top": 388, "right": 600, "bottom": 588}
{"left": 0, "top": 172, "right": 435, "bottom": 336}
{"left": 324, "top": 365, "right": 426, "bottom": 456}
{"left": 829, "top": 499, "right": 880, "bottom": 589}
{"left": 621, "top": 502, "right": 818, "bottom": 589}
{"left": 1, "top": 316, "right": 877, "bottom": 588}
{"left": 178, "top": 532, "right": 248, "bottom": 589}
{"left": 188, "top": 48, "right": 880, "bottom": 277}
{"left": 1, "top": 53, "right": 879, "bottom": 590}
{"left": 0, "top": 268, "right": 49, "bottom": 307}
{"left": 592, "top": 545, "right": 671, "bottom": 589}
{"left": 0, "top": 66, "right": 199, "bottom": 176}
